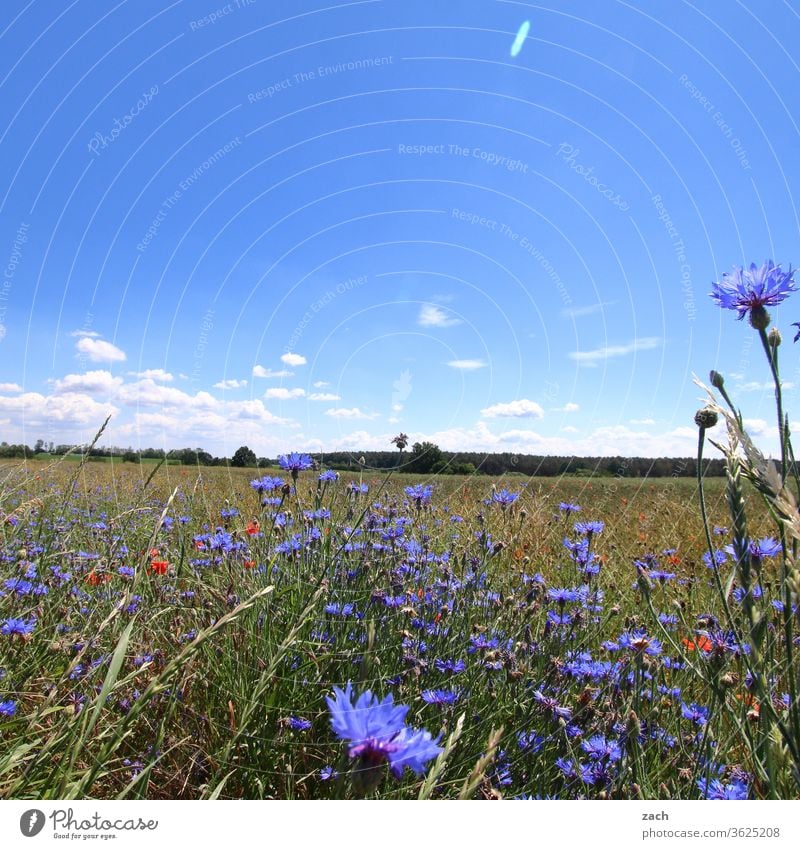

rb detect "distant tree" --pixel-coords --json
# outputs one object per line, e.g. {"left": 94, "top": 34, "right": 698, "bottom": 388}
{"left": 406, "top": 441, "right": 444, "bottom": 474}
{"left": 231, "top": 445, "right": 257, "bottom": 467}
{"left": 34, "top": 439, "right": 45, "bottom": 453}
{"left": 122, "top": 451, "right": 139, "bottom": 463}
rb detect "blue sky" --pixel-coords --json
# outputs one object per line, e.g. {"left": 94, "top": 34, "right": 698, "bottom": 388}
{"left": 1, "top": 0, "right": 799, "bottom": 458}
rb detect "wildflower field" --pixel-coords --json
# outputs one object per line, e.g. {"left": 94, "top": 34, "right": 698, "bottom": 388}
{"left": 2, "top": 262, "right": 800, "bottom": 802}
{"left": 0, "top": 452, "right": 792, "bottom": 800}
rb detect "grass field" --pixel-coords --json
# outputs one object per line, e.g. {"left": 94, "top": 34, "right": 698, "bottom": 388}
{"left": 0, "top": 454, "right": 797, "bottom": 800}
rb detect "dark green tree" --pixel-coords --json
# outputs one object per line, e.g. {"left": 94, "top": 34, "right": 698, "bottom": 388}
{"left": 406, "top": 441, "right": 444, "bottom": 474}
{"left": 231, "top": 445, "right": 257, "bottom": 467}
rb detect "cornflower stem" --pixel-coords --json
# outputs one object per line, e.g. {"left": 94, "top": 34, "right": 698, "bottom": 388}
{"left": 757, "top": 327, "right": 788, "bottom": 486}
{"left": 754, "top": 329, "right": 800, "bottom": 780}
{"left": 696, "top": 428, "right": 739, "bottom": 635}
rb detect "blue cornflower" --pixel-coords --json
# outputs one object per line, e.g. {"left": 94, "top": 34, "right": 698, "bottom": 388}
{"left": 580, "top": 735, "right": 622, "bottom": 762}
{"left": 547, "top": 587, "right": 580, "bottom": 604}
{"left": 713, "top": 526, "right": 729, "bottom": 536}
{"left": 697, "top": 776, "right": 749, "bottom": 800}
{"left": 326, "top": 683, "right": 442, "bottom": 779}
{"left": 1, "top": 617, "right": 36, "bottom": 636}
{"left": 733, "top": 585, "right": 763, "bottom": 604}
{"left": 702, "top": 549, "right": 727, "bottom": 569}
{"left": 4, "top": 578, "right": 33, "bottom": 595}
{"left": 405, "top": 484, "right": 434, "bottom": 505}
{"left": 559, "top": 502, "right": 581, "bottom": 514}
{"left": 347, "top": 481, "right": 369, "bottom": 494}
{"left": 532, "top": 689, "right": 572, "bottom": 721}
{"left": 748, "top": 537, "right": 782, "bottom": 560}
{"left": 617, "top": 629, "right": 662, "bottom": 655}
{"left": 575, "top": 520, "right": 604, "bottom": 536}
{"left": 546, "top": 610, "right": 572, "bottom": 626}
{"left": 421, "top": 689, "right": 459, "bottom": 705}
{"left": 319, "top": 765, "right": 338, "bottom": 780}
{"left": 711, "top": 260, "right": 796, "bottom": 320}
{"left": 517, "top": 731, "right": 545, "bottom": 753}
{"left": 0, "top": 699, "right": 17, "bottom": 716}
{"left": 288, "top": 716, "right": 312, "bottom": 731}
{"left": 433, "top": 658, "right": 466, "bottom": 675}
{"left": 319, "top": 469, "right": 339, "bottom": 482}
{"left": 492, "top": 488, "right": 520, "bottom": 508}
{"left": 648, "top": 569, "right": 676, "bottom": 583}
{"left": 278, "top": 453, "right": 314, "bottom": 474}
{"left": 250, "top": 475, "right": 285, "bottom": 492}
{"left": 681, "top": 702, "right": 709, "bottom": 726}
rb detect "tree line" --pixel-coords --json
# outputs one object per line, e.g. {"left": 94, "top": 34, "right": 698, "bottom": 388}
{"left": 1, "top": 438, "right": 728, "bottom": 477}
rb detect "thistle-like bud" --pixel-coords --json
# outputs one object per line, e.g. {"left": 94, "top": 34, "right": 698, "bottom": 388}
{"left": 694, "top": 407, "right": 719, "bottom": 429}
{"left": 709, "top": 370, "right": 724, "bottom": 389}
{"left": 749, "top": 305, "right": 771, "bottom": 330}
{"left": 768, "top": 327, "right": 782, "bottom": 348}
{"left": 626, "top": 710, "right": 641, "bottom": 738}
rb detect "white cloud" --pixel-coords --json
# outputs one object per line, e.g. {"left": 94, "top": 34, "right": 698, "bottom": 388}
{"left": 308, "top": 392, "right": 341, "bottom": 401}
{"left": 76, "top": 337, "right": 126, "bottom": 363}
{"left": 447, "top": 359, "right": 486, "bottom": 371}
{"left": 213, "top": 379, "right": 247, "bottom": 390}
{"left": 569, "top": 337, "right": 660, "bottom": 366}
{"left": 554, "top": 402, "right": 580, "bottom": 413}
{"left": 738, "top": 380, "right": 794, "bottom": 392}
{"left": 630, "top": 418, "right": 655, "bottom": 425}
{"left": 313, "top": 380, "right": 330, "bottom": 388}
{"left": 0, "top": 391, "right": 118, "bottom": 426}
{"left": 562, "top": 425, "right": 579, "bottom": 433}
{"left": 117, "top": 379, "right": 216, "bottom": 410}
{"left": 481, "top": 399, "right": 544, "bottom": 419}
{"left": 0, "top": 325, "right": 5, "bottom": 342}
{"left": 561, "top": 302, "right": 615, "bottom": 319}
{"left": 281, "top": 352, "right": 306, "bottom": 366}
{"left": 70, "top": 330, "right": 101, "bottom": 338}
{"left": 325, "top": 407, "right": 378, "bottom": 420}
{"left": 418, "top": 304, "right": 460, "bottom": 328}
{"left": 52, "top": 370, "right": 123, "bottom": 395}
{"left": 743, "top": 418, "right": 769, "bottom": 436}
{"left": 264, "top": 387, "right": 305, "bottom": 400}
{"left": 253, "top": 365, "right": 293, "bottom": 379}
{"left": 0, "top": 382, "right": 22, "bottom": 392}
{"left": 129, "top": 369, "right": 173, "bottom": 382}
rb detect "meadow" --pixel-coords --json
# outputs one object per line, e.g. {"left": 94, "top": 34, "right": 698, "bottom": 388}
{"left": 0, "top": 446, "right": 796, "bottom": 800}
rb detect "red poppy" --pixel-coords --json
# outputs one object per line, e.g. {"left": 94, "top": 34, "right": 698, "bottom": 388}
{"left": 86, "top": 570, "right": 111, "bottom": 586}
{"left": 245, "top": 521, "right": 260, "bottom": 536}
{"left": 682, "top": 636, "right": 712, "bottom": 653}
{"left": 151, "top": 560, "right": 169, "bottom": 575}
{"left": 244, "top": 559, "right": 255, "bottom": 569}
